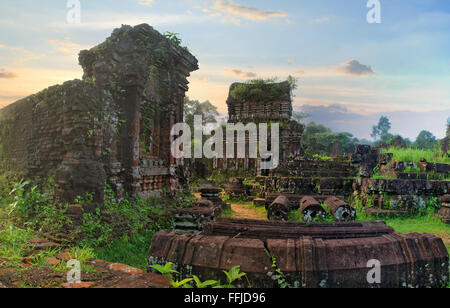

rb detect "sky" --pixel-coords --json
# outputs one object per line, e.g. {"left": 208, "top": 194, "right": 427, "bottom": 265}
{"left": 0, "top": 0, "right": 449, "bottom": 140}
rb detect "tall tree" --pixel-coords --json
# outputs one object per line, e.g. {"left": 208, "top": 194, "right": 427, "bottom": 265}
{"left": 184, "top": 97, "right": 219, "bottom": 129}
{"left": 414, "top": 130, "right": 438, "bottom": 150}
{"left": 301, "top": 122, "right": 361, "bottom": 157}
{"left": 371, "top": 116, "right": 391, "bottom": 140}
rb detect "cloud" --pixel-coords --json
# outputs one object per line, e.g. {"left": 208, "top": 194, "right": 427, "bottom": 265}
{"left": 290, "top": 60, "right": 375, "bottom": 78}
{"left": 139, "top": 0, "right": 155, "bottom": 6}
{"left": 0, "top": 44, "right": 45, "bottom": 66}
{"left": 223, "top": 68, "right": 257, "bottom": 79}
{"left": 48, "top": 38, "right": 86, "bottom": 54}
{"left": 335, "top": 60, "right": 375, "bottom": 76}
{"left": 312, "top": 17, "right": 331, "bottom": 24}
{"left": 190, "top": 76, "right": 210, "bottom": 82}
{"left": 212, "top": 0, "right": 287, "bottom": 21}
{"left": 293, "top": 69, "right": 306, "bottom": 75}
{"left": 0, "top": 67, "right": 82, "bottom": 109}
{"left": 0, "top": 69, "right": 17, "bottom": 79}
{"left": 201, "top": 8, "right": 222, "bottom": 17}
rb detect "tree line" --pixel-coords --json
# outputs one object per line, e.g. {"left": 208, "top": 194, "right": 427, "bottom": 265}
{"left": 183, "top": 97, "right": 448, "bottom": 157}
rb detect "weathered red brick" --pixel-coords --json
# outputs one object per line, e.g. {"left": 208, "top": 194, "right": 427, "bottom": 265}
{"left": 107, "top": 263, "right": 143, "bottom": 275}
{"left": 46, "top": 257, "right": 60, "bottom": 266}
{"left": 61, "top": 282, "right": 94, "bottom": 289}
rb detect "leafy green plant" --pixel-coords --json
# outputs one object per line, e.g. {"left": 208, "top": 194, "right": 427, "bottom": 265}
{"left": 150, "top": 262, "right": 200, "bottom": 288}
{"left": 222, "top": 265, "right": 247, "bottom": 288}
{"left": 171, "top": 278, "right": 195, "bottom": 288}
{"left": 0, "top": 225, "right": 33, "bottom": 266}
{"left": 149, "top": 262, "right": 179, "bottom": 278}
{"left": 149, "top": 262, "right": 247, "bottom": 288}
{"left": 192, "top": 275, "right": 220, "bottom": 288}
{"left": 312, "top": 154, "right": 332, "bottom": 161}
{"left": 164, "top": 31, "right": 189, "bottom": 51}
{"left": 265, "top": 250, "right": 290, "bottom": 288}
{"left": 9, "top": 180, "right": 47, "bottom": 215}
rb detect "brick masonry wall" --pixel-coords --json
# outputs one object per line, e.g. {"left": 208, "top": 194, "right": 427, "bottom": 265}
{"left": 0, "top": 24, "right": 198, "bottom": 205}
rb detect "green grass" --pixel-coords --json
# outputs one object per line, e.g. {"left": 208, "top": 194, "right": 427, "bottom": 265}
{"left": 381, "top": 147, "right": 450, "bottom": 164}
{"left": 0, "top": 221, "right": 96, "bottom": 273}
{"left": 220, "top": 207, "right": 233, "bottom": 218}
{"left": 243, "top": 203, "right": 268, "bottom": 217}
{"left": 382, "top": 215, "right": 450, "bottom": 255}
{"left": 92, "top": 229, "right": 156, "bottom": 271}
{"left": 355, "top": 208, "right": 450, "bottom": 254}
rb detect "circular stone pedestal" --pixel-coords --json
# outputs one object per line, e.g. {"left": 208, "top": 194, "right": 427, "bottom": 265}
{"left": 148, "top": 219, "right": 449, "bottom": 288}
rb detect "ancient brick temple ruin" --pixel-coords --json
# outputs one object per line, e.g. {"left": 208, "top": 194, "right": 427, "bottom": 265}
{"left": 0, "top": 24, "right": 198, "bottom": 204}
{"left": 214, "top": 81, "right": 304, "bottom": 175}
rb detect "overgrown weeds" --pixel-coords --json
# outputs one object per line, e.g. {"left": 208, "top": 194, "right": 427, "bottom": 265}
{"left": 381, "top": 147, "right": 450, "bottom": 164}
{"left": 150, "top": 262, "right": 248, "bottom": 288}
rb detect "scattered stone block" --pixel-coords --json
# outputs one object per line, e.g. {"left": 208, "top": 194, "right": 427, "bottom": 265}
{"left": 194, "top": 199, "right": 214, "bottom": 208}
{"left": 21, "top": 257, "right": 34, "bottom": 265}
{"left": 46, "top": 258, "right": 60, "bottom": 266}
{"left": 224, "top": 178, "right": 247, "bottom": 198}
{"left": 61, "top": 282, "right": 94, "bottom": 289}
{"left": 267, "top": 195, "right": 289, "bottom": 221}
{"left": 198, "top": 187, "right": 230, "bottom": 210}
{"left": 299, "top": 196, "right": 326, "bottom": 222}
{"left": 324, "top": 197, "right": 356, "bottom": 221}
{"left": 114, "top": 272, "right": 172, "bottom": 288}
{"left": 56, "top": 252, "right": 73, "bottom": 262}
{"left": 265, "top": 194, "right": 345, "bottom": 210}
{"left": 438, "top": 196, "right": 450, "bottom": 224}
{"left": 28, "top": 239, "right": 61, "bottom": 251}
{"left": 172, "top": 206, "right": 220, "bottom": 234}
{"left": 107, "top": 263, "right": 143, "bottom": 275}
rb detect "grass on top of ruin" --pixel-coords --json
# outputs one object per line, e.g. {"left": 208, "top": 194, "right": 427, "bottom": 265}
{"left": 381, "top": 147, "right": 450, "bottom": 164}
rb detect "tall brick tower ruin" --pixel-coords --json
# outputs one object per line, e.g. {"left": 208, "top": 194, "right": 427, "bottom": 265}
{"left": 0, "top": 24, "right": 198, "bottom": 204}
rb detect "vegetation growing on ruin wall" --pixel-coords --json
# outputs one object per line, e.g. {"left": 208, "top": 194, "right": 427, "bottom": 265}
{"left": 381, "top": 147, "right": 450, "bottom": 164}
{"left": 230, "top": 78, "right": 292, "bottom": 103}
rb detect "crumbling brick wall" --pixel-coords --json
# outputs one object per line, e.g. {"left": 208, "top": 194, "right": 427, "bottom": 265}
{"left": 0, "top": 80, "right": 105, "bottom": 203}
{"left": 0, "top": 24, "right": 198, "bottom": 205}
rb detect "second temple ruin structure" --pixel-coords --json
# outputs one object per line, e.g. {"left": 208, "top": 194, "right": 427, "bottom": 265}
{"left": 214, "top": 80, "right": 304, "bottom": 176}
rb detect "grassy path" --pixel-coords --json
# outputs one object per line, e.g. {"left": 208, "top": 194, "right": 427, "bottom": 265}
{"left": 229, "top": 202, "right": 267, "bottom": 220}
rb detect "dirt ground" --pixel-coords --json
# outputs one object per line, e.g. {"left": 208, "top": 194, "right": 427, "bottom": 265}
{"left": 0, "top": 257, "right": 170, "bottom": 288}
{"left": 229, "top": 203, "right": 266, "bottom": 220}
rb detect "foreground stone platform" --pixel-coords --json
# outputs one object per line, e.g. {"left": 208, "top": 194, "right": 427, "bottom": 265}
{"left": 148, "top": 218, "right": 449, "bottom": 288}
